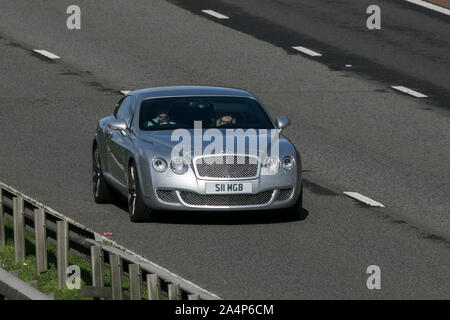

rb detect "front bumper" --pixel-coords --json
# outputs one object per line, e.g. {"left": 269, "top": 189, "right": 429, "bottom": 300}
{"left": 141, "top": 170, "right": 301, "bottom": 211}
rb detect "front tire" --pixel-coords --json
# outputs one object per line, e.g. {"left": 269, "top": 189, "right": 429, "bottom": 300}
{"left": 128, "top": 162, "right": 152, "bottom": 222}
{"left": 93, "top": 144, "right": 112, "bottom": 203}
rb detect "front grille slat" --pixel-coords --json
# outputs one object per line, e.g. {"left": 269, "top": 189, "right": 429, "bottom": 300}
{"left": 180, "top": 191, "right": 273, "bottom": 207}
{"left": 195, "top": 155, "right": 258, "bottom": 179}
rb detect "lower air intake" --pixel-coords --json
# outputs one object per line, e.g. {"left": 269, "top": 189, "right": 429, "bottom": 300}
{"left": 179, "top": 191, "right": 273, "bottom": 207}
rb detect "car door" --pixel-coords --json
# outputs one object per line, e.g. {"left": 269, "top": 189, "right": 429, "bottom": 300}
{"left": 105, "top": 95, "right": 135, "bottom": 185}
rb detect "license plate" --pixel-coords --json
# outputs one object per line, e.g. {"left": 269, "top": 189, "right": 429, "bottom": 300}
{"left": 205, "top": 182, "right": 252, "bottom": 194}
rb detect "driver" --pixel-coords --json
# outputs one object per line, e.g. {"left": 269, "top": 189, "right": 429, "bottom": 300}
{"left": 216, "top": 114, "right": 236, "bottom": 127}
{"left": 151, "top": 105, "right": 176, "bottom": 125}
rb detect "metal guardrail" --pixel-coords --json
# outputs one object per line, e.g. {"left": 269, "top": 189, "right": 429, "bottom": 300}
{"left": 0, "top": 182, "right": 220, "bottom": 300}
{"left": 0, "top": 268, "right": 54, "bottom": 300}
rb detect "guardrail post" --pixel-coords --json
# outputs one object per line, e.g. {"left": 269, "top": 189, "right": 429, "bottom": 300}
{"left": 146, "top": 274, "right": 160, "bottom": 300}
{"left": 110, "top": 254, "right": 123, "bottom": 300}
{"left": 13, "top": 197, "right": 25, "bottom": 263}
{"left": 129, "top": 264, "right": 142, "bottom": 300}
{"left": 34, "top": 208, "right": 47, "bottom": 274}
{"left": 168, "top": 283, "right": 181, "bottom": 300}
{"left": 188, "top": 294, "right": 200, "bottom": 300}
{"left": 0, "top": 188, "right": 5, "bottom": 248}
{"left": 90, "top": 245, "right": 104, "bottom": 288}
{"left": 57, "top": 220, "right": 68, "bottom": 289}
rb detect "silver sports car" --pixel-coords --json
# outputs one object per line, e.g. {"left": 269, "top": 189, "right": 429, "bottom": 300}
{"left": 92, "top": 86, "right": 302, "bottom": 222}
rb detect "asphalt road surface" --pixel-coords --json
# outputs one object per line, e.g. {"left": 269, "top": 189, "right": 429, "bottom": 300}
{"left": 0, "top": 0, "right": 448, "bottom": 299}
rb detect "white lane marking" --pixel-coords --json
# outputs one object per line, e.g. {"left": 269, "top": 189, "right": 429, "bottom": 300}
{"left": 292, "top": 46, "right": 322, "bottom": 57}
{"left": 33, "top": 49, "right": 60, "bottom": 59}
{"left": 343, "top": 192, "right": 385, "bottom": 207}
{"left": 202, "top": 10, "right": 229, "bottom": 19}
{"left": 391, "top": 86, "right": 428, "bottom": 98}
{"left": 404, "top": 0, "right": 450, "bottom": 16}
{"left": 120, "top": 90, "right": 130, "bottom": 95}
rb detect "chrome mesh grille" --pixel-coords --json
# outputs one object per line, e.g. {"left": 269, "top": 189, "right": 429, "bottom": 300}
{"left": 195, "top": 155, "right": 259, "bottom": 178}
{"left": 276, "top": 189, "right": 293, "bottom": 201}
{"left": 179, "top": 191, "right": 273, "bottom": 207}
{"left": 156, "top": 190, "right": 177, "bottom": 203}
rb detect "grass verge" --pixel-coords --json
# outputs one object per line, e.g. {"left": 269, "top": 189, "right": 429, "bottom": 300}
{"left": 0, "top": 216, "right": 156, "bottom": 300}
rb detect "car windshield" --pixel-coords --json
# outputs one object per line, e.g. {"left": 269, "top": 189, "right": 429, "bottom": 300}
{"left": 139, "top": 96, "right": 274, "bottom": 130}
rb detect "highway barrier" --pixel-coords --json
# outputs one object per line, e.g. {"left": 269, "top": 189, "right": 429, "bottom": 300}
{"left": 0, "top": 182, "right": 219, "bottom": 300}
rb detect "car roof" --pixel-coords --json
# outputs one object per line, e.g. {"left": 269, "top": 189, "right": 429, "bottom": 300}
{"left": 129, "top": 86, "right": 256, "bottom": 101}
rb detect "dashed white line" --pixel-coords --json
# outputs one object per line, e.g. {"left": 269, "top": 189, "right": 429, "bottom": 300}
{"left": 33, "top": 49, "right": 60, "bottom": 59}
{"left": 120, "top": 90, "right": 130, "bottom": 95}
{"left": 292, "top": 46, "right": 322, "bottom": 57}
{"left": 202, "top": 10, "right": 229, "bottom": 19}
{"left": 343, "top": 192, "right": 385, "bottom": 208}
{"left": 391, "top": 86, "right": 428, "bottom": 98}
{"left": 404, "top": 0, "right": 450, "bottom": 16}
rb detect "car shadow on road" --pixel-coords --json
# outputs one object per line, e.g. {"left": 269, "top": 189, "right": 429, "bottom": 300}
{"left": 153, "top": 208, "right": 309, "bottom": 225}
{"left": 110, "top": 193, "right": 309, "bottom": 225}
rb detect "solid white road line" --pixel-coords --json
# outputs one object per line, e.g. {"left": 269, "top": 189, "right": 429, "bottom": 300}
{"left": 404, "top": 0, "right": 450, "bottom": 16}
{"left": 33, "top": 49, "right": 60, "bottom": 59}
{"left": 120, "top": 90, "right": 130, "bottom": 95}
{"left": 391, "top": 86, "right": 428, "bottom": 98}
{"left": 343, "top": 192, "right": 385, "bottom": 208}
{"left": 202, "top": 10, "right": 229, "bottom": 19}
{"left": 292, "top": 46, "right": 322, "bottom": 57}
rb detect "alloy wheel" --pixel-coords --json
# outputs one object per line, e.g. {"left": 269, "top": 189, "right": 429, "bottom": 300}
{"left": 93, "top": 147, "right": 101, "bottom": 198}
{"left": 128, "top": 165, "right": 137, "bottom": 217}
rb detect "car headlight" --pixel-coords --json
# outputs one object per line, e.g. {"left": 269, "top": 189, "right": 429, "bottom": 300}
{"left": 170, "top": 157, "right": 189, "bottom": 175}
{"left": 263, "top": 156, "right": 279, "bottom": 174}
{"left": 282, "top": 155, "right": 294, "bottom": 170}
{"left": 152, "top": 157, "right": 168, "bottom": 172}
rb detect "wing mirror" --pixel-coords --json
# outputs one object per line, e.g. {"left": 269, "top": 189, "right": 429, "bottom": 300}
{"left": 276, "top": 116, "right": 290, "bottom": 130}
{"left": 108, "top": 120, "right": 128, "bottom": 134}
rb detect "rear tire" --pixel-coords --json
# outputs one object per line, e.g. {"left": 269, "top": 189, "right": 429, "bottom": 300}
{"left": 128, "top": 162, "right": 152, "bottom": 222}
{"left": 285, "top": 186, "right": 304, "bottom": 220}
{"left": 93, "top": 144, "right": 112, "bottom": 203}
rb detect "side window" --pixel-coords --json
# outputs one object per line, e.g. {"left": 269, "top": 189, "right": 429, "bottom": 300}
{"left": 113, "top": 97, "right": 124, "bottom": 117}
{"left": 114, "top": 96, "right": 135, "bottom": 126}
